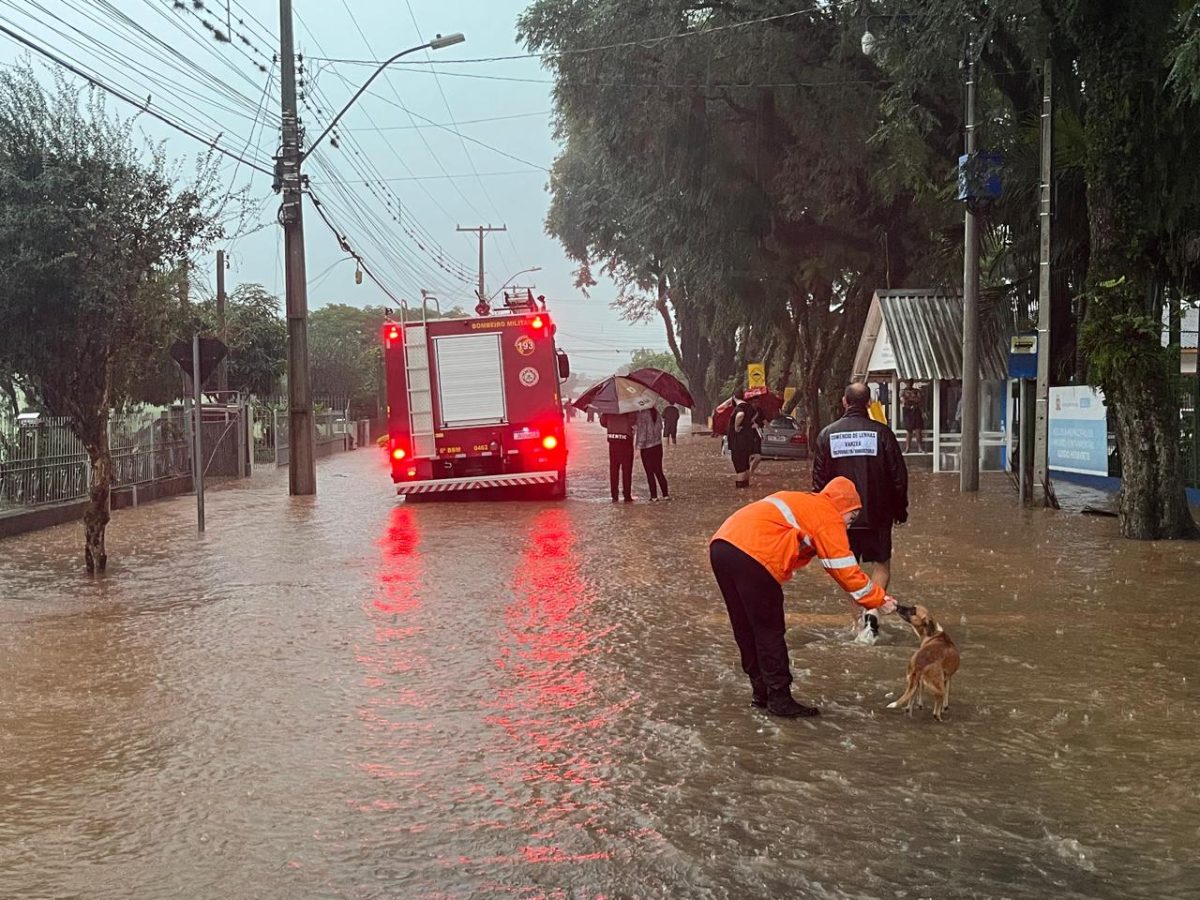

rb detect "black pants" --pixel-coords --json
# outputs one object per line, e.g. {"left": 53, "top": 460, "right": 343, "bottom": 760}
{"left": 608, "top": 440, "right": 634, "bottom": 500}
{"left": 709, "top": 539, "right": 791, "bottom": 690}
{"left": 640, "top": 444, "right": 669, "bottom": 499}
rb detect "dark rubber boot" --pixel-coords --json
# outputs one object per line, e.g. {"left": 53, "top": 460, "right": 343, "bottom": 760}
{"left": 750, "top": 679, "right": 768, "bottom": 709}
{"left": 766, "top": 688, "right": 820, "bottom": 718}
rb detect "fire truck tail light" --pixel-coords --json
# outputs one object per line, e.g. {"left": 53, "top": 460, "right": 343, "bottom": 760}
{"left": 388, "top": 327, "right": 400, "bottom": 340}
{"left": 406, "top": 467, "right": 417, "bottom": 478}
{"left": 542, "top": 435, "right": 558, "bottom": 450}
{"left": 392, "top": 447, "right": 406, "bottom": 460}
{"left": 531, "top": 316, "right": 545, "bottom": 331}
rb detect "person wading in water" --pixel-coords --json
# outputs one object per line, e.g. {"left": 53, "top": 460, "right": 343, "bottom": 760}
{"left": 709, "top": 477, "right": 897, "bottom": 717}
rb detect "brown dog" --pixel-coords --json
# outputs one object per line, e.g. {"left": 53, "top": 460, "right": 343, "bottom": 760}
{"left": 887, "top": 604, "right": 960, "bottom": 721}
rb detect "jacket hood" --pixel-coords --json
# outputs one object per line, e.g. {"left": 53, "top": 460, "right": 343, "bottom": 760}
{"left": 820, "top": 476, "right": 862, "bottom": 516}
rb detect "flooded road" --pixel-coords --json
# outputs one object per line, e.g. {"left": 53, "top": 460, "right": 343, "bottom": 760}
{"left": 2, "top": 422, "right": 1198, "bottom": 899}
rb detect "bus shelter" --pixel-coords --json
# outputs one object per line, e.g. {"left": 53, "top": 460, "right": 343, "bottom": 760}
{"left": 851, "top": 289, "right": 1010, "bottom": 473}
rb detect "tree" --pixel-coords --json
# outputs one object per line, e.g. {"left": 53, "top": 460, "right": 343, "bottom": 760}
{"left": 0, "top": 67, "right": 223, "bottom": 572}
{"left": 520, "top": 0, "right": 939, "bottom": 438}
{"left": 198, "top": 284, "right": 287, "bottom": 397}
{"left": 308, "top": 304, "right": 388, "bottom": 417}
{"left": 620, "top": 348, "right": 685, "bottom": 381}
{"left": 863, "top": 0, "right": 1200, "bottom": 538}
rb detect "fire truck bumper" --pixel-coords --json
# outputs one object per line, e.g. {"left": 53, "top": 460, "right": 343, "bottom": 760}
{"left": 396, "top": 470, "right": 561, "bottom": 495}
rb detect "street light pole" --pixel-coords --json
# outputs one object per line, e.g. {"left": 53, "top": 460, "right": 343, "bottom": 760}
{"left": 275, "top": 5, "right": 464, "bottom": 496}
{"left": 960, "top": 38, "right": 981, "bottom": 492}
{"left": 490, "top": 266, "right": 542, "bottom": 301}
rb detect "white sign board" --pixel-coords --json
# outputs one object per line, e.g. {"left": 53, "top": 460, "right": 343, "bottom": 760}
{"left": 866, "top": 319, "right": 896, "bottom": 373}
{"left": 1047, "top": 386, "right": 1108, "bottom": 476}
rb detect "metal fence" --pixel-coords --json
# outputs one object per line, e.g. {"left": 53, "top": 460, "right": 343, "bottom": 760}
{"left": 0, "top": 410, "right": 190, "bottom": 513}
{"left": 250, "top": 406, "right": 352, "bottom": 466}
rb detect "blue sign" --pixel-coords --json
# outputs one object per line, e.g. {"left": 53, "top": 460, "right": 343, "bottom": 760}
{"left": 1047, "top": 387, "right": 1108, "bottom": 476}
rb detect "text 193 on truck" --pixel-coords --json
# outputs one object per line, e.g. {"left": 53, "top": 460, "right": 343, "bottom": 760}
{"left": 383, "top": 297, "right": 570, "bottom": 499}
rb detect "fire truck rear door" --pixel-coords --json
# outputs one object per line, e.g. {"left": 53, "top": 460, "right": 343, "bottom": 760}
{"left": 434, "top": 333, "right": 507, "bottom": 427}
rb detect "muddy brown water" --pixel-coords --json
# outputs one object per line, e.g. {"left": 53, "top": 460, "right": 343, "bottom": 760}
{"left": 1, "top": 422, "right": 1198, "bottom": 899}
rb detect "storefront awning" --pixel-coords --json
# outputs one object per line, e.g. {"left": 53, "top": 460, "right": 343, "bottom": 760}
{"left": 852, "top": 289, "right": 1008, "bottom": 381}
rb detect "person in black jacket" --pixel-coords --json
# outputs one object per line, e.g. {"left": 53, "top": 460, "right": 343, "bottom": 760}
{"left": 812, "top": 381, "right": 909, "bottom": 640}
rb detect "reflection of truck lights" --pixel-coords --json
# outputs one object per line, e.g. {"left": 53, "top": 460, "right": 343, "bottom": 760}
{"left": 531, "top": 316, "right": 545, "bottom": 330}
{"left": 542, "top": 435, "right": 558, "bottom": 450}
{"left": 392, "top": 447, "right": 406, "bottom": 460}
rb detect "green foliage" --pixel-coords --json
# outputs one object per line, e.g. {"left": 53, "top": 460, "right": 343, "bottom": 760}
{"left": 620, "top": 348, "right": 684, "bottom": 382}
{"left": 0, "top": 64, "right": 223, "bottom": 436}
{"left": 308, "top": 303, "right": 388, "bottom": 416}
{"left": 196, "top": 284, "right": 287, "bottom": 397}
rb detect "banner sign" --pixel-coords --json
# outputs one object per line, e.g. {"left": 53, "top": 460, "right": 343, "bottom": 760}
{"left": 1048, "top": 386, "right": 1108, "bottom": 476}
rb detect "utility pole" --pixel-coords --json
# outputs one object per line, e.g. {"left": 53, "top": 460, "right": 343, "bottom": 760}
{"left": 191, "top": 327, "right": 206, "bottom": 532}
{"left": 216, "top": 249, "right": 228, "bottom": 393}
{"left": 1033, "top": 60, "right": 1053, "bottom": 505}
{"left": 960, "top": 39, "right": 981, "bottom": 492}
{"left": 277, "top": 0, "right": 316, "bottom": 496}
{"left": 457, "top": 224, "right": 506, "bottom": 302}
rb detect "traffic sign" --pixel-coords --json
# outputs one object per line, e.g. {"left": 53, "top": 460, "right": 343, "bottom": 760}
{"left": 170, "top": 337, "right": 228, "bottom": 387}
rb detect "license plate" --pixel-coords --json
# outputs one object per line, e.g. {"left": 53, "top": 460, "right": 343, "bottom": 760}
{"left": 766, "top": 434, "right": 788, "bottom": 443}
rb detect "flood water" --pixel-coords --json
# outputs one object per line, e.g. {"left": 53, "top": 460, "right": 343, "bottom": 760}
{"left": 1, "top": 422, "right": 1198, "bottom": 899}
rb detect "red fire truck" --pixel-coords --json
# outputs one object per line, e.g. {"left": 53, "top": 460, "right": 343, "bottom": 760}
{"left": 382, "top": 295, "right": 570, "bottom": 499}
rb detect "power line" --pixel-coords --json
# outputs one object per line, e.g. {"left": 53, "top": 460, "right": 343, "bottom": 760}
{"left": 349, "top": 87, "right": 551, "bottom": 172}
{"left": 402, "top": 0, "right": 522, "bottom": 267}
{"left": 339, "top": 109, "right": 551, "bottom": 132}
{"left": 308, "top": 2, "right": 858, "bottom": 66}
{"left": 319, "top": 1, "right": 500, "bottom": 267}
{"left": 0, "top": 18, "right": 274, "bottom": 175}
{"left": 317, "top": 169, "right": 545, "bottom": 184}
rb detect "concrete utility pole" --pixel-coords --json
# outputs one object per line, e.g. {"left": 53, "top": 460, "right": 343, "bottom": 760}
{"left": 458, "top": 224, "right": 507, "bottom": 302}
{"left": 277, "top": 0, "right": 316, "bottom": 496}
{"left": 191, "top": 328, "right": 206, "bottom": 532}
{"left": 960, "top": 40, "right": 981, "bottom": 492}
{"left": 216, "top": 249, "right": 228, "bottom": 393}
{"left": 1033, "top": 60, "right": 1053, "bottom": 505}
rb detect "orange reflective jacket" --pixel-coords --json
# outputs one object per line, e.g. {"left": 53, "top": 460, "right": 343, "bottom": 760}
{"left": 710, "top": 476, "right": 887, "bottom": 609}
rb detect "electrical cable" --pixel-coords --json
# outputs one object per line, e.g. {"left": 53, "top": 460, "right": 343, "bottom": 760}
{"left": 0, "top": 18, "right": 274, "bottom": 175}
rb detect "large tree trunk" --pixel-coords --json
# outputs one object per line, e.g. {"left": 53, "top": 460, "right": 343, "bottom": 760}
{"left": 1076, "top": 3, "right": 1196, "bottom": 539}
{"left": 83, "top": 415, "right": 112, "bottom": 574}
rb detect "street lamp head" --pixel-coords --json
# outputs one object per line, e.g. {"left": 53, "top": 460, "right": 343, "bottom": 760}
{"left": 429, "top": 32, "right": 466, "bottom": 50}
{"left": 861, "top": 29, "right": 877, "bottom": 57}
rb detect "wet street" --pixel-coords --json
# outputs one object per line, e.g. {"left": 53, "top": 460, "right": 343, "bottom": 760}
{"left": 2, "top": 421, "right": 1198, "bottom": 899}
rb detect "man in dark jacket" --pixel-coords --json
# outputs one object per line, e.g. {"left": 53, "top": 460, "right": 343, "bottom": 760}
{"left": 812, "top": 381, "right": 908, "bottom": 640}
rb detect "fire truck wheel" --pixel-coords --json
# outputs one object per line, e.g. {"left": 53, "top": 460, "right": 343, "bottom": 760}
{"left": 548, "top": 468, "right": 567, "bottom": 500}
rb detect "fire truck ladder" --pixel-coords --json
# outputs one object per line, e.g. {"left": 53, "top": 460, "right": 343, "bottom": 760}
{"left": 402, "top": 320, "right": 437, "bottom": 458}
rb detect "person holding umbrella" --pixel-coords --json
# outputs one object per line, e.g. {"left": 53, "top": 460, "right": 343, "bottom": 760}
{"left": 634, "top": 407, "right": 669, "bottom": 501}
{"left": 601, "top": 411, "right": 635, "bottom": 502}
{"left": 709, "top": 477, "right": 897, "bottom": 717}
{"left": 726, "top": 390, "right": 756, "bottom": 489}
{"left": 574, "top": 369, "right": 694, "bottom": 503}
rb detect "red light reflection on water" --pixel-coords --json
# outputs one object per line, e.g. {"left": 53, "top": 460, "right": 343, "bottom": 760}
{"left": 353, "top": 505, "right": 428, "bottom": 799}
{"left": 457, "top": 507, "right": 629, "bottom": 872}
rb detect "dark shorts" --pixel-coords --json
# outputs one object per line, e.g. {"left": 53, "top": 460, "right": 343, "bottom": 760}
{"left": 903, "top": 407, "right": 924, "bottom": 431}
{"left": 731, "top": 447, "right": 751, "bottom": 473}
{"left": 849, "top": 526, "right": 892, "bottom": 563}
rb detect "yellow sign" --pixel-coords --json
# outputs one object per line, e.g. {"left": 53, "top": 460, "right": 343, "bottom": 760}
{"left": 747, "top": 363, "right": 766, "bottom": 389}
{"left": 783, "top": 386, "right": 797, "bottom": 408}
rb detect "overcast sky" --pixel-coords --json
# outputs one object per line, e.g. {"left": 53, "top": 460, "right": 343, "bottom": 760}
{"left": 0, "top": 0, "right": 669, "bottom": 378}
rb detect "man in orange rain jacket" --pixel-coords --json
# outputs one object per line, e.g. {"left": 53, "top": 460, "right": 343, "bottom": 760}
{"left": 709, "top": 476, "right": 897, "bottom": 718}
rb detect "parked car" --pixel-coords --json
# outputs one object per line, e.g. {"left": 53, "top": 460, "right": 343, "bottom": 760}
{"left": 759, "top": 415, "right": 808, "bottom": 459}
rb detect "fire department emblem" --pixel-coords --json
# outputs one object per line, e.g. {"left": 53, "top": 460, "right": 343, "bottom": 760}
{"left": 514, "top": 335, "right": 536, "bottom": 356}
{"left": 519, "top": 366, "right": 540, "bottom": 387}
